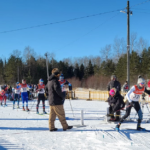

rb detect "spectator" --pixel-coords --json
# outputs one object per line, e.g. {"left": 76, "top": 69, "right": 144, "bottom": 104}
{"left": 122, "top": 81, "right": 129, "bottom": 93}
{"left": 45, "top": 68, "right": 73, "bottom": 131}
{"left": 107, "top": 88, "right": 125, "bottom": 121}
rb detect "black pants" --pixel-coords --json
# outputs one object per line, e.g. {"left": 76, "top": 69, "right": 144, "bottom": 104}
{"left": 36, "top": 94, "right": 45, "bottom": 112}
{"left": 109, "top": 105, "right": 120, "bottom": 119}
{"left": 119, "top": 101, "right": 143, "bottom": 126}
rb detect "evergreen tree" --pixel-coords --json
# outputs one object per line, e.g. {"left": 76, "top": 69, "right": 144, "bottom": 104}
{"left": 79, "top": 64, "right": 84, "bottom": 80}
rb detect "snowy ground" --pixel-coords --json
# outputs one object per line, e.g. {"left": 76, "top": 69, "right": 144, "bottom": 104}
{"left": 1, "top": 99, "right": 150, "bottom": 150}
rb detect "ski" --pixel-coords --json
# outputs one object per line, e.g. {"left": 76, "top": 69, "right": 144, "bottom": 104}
{"left": 125, "top": 128, "right": 150, "bottom": 132}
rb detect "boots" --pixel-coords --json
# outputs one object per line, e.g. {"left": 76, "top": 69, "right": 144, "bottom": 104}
{"left": 115, "top": 123, "right": 121, "bottom": 131}
{"left": 43, "top": 106, "right": 47, "bottom": 114}
{"left": 63, "top": 126, "right": 73, "bottom": 131}
{"left": 50, "top": 128, "right": 58, "bottom": 132}
{"left": 22, "top": 106, "right": 25, "bottom": 111}
{"left": 36, "top": 109, "right": 39, "bottom": 114}
{"left": 26, "top": 106, "right": 30, "bottom": 111}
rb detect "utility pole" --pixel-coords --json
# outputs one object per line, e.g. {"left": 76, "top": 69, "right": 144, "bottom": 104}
{"left": 127, "top": 1, "right": 130, "bottom": 88}
{"left": 121, "top": 1, "right": 132, "bottom": 88}
{"left": 45, "top": 53, "right": 49, "bottom": 79}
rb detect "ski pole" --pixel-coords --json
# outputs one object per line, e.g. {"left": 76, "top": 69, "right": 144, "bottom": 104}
{"left": 69, "top": 98, "right": 75, "bottom": 117}
{"left": 28, "top": 99, "right": 36, "bottom": 114}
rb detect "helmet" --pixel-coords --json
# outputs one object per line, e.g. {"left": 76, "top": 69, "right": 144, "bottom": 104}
{"left": 59, "top": 74, "right": 64, "bottom": 80}
{"left": 16, "top": 82, "right": 19, "bottom": 85}
{"left": 137, "top": 77, "right": 145, "bottom": 85}
{"left": 111, "top": 75, "right": 116, "bottom": 80}
{"left": 39, "top": 79, "right": 44, "bottom": 82}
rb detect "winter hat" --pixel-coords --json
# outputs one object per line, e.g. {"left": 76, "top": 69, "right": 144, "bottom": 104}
{"left": 111, "top": 75, "right": 117, "bottom": 80}
{"left": 109, "top": 89, "right": 116, "bottom": 96}
{"left": 59, "top": 74, "right": 64, "bottom": 80}
{"left": 137, "top": 76, "right": 145, "bottom": 85}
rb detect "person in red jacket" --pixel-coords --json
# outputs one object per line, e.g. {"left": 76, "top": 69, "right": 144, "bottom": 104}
{"left": 36, "top": 79, "right": 47, "bottom": 114}
{"left": 0, "top": 86, "right": 7, "bottom": 106}
{"left": 148, "top": 80, "right": 150, "bottom": 88}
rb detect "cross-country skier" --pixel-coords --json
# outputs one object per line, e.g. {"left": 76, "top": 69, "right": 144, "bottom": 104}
{"left": 116, "top": 76, "right": 150, "bottom": 131}
{"left": 107, "top": 88, "right": 125, "bottom": 121}
{"left": 13, "top": 82, "right": 21, "bottom": 109}
{"left": 59, "top": 74, "right": 72, "bottom": 104}
{"left": 0, "top": 86, "right": 7, "bottom": 106}
{"left": 20, "top": 79, "right": 30, "bottom": 111}
{"left": 36, "top": 79, "right": 47, "bottom": 114}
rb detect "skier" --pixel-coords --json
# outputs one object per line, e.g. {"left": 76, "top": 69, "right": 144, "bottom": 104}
{"left": 107, "top": 88, "right": 125, "bottom": 121}
{"left": 59, "top": 74, "right": 72, "bottom": 104}
{"left": 36, "top": 79, "right": 47, "bottom": 114}
{"left": 0, "top": 86, "right": 7, "bottom": 106}
{"left": 116, "top": 76, "right": 150, "bottom": 131}
{"left": 20, "top": 79, "right": 30, "bottom": 111}
{"left": 13, "top": 82, "right": 21, "bottom": 109}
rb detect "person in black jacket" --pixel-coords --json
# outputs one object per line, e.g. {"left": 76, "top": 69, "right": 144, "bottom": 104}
{"left": 45, "top": 68, "right": 73, "bottom": 131}
{"left": 107, "top": 88, "right": 125, "bottom": 121}
{"left": 107, "top": 75, "right": 121, "bottom": 93}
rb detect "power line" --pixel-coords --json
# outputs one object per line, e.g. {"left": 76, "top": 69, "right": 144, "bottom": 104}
{"left": 132, "top": 8, "right": 150, "bottom": 10}
{"left": 57, "top": 12, "right": 120, "bottom": 51}
{"left": 0, "top": 9, "right": 121, "bottom": 34}
{"left": 131, "top": 0, "right": 150, "bottom": 8}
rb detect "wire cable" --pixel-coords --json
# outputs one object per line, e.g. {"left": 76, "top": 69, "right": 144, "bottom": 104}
{"left": 56, "top": 12, "right": 120, "bottom": 51}
{"left": 0, "top": 9, "right": 121, "bottom": 34}
{"left": 131, "top": 0, "right": 150, "bottom": 8}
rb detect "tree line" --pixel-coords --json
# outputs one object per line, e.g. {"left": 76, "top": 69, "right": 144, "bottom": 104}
{"left": 0, "top": 34, "right": 150, "bottom": 89}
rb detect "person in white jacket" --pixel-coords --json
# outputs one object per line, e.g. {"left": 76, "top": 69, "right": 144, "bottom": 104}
{"left": 116, "top": 76, "right": 150, "bottom": 131}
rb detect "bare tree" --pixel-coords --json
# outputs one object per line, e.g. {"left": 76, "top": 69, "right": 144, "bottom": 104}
{"left": 137, "top": 37, "right": 148, "bottom": 54}
{"left": 100, "top": 44, "right": 111, "bottom": 61}
{"left": 131, "top": 32, "right": 137, "bottom": 52}
{"left": 113, "top": 37, "right": 126, "bottom": 63}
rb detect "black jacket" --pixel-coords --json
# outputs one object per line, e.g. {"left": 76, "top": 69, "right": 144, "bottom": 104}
{"left": 107, "top": 92, "right": 125, "bottom": 110}
{"left": 45, "top": 74, "right": 63, "bottom": 106}
{"left": 107, "top": 80, "right": 121, "bottom": 92}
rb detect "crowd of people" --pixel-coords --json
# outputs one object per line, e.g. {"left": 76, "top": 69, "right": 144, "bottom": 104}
{"left": 1, "top": 68, "right": 150, "bottom": 132}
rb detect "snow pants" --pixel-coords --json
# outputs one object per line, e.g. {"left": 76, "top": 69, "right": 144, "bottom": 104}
{"left": 109, "top": 104, "right": 120, "bottom": 119}
{"left": 21, "top": 92, "right": 28, "bottom": 107}
{"left": 36, "top": 94, "right": 45, "bottom": 112}
{"left": 0, "top": 96, "right": 6, "bottom": 104}
{"left": 13, "top": 94, "right": 20, "bottom": 106}
{"left": 49, "top": 105, "right": 68, "bottom": 130}
{"left": 119, "top": 101, "right": 143, "bottom": 127}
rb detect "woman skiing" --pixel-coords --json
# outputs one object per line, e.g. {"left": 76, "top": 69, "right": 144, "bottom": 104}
{"left": 116, "top": 76, "right": 150, "bottom": 131}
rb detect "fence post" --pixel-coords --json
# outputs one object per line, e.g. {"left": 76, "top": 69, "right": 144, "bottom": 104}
{"left": 74, "top": 91, "right": 75, "bottom": 99}
{"left": 81, "top": 110, "right": 84, "bottom": 125}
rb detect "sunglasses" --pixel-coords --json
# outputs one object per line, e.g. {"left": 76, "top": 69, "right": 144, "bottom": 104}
{"left": 140, "top": 82, "right": 145, "bottom": 85}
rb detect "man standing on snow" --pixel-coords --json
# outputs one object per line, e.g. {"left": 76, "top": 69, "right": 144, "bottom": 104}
{"left": 45, "top": 68, "right": 73, "bottom": 131}
{"left": 107, "top": 75, "right": 121, "bottom": 94}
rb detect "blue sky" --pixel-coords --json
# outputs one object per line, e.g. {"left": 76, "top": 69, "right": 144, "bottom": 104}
{"left": 0, "top": 0, "right": 150, "bottom": 61}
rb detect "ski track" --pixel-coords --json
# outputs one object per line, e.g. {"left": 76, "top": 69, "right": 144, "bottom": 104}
{"left": 1, "top": 100, "right": 150, "bottom": 149}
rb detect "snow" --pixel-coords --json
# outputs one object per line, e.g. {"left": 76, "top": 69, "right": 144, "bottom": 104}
{"left": 1, "top": 99, "right": 150, "bottom": 150}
